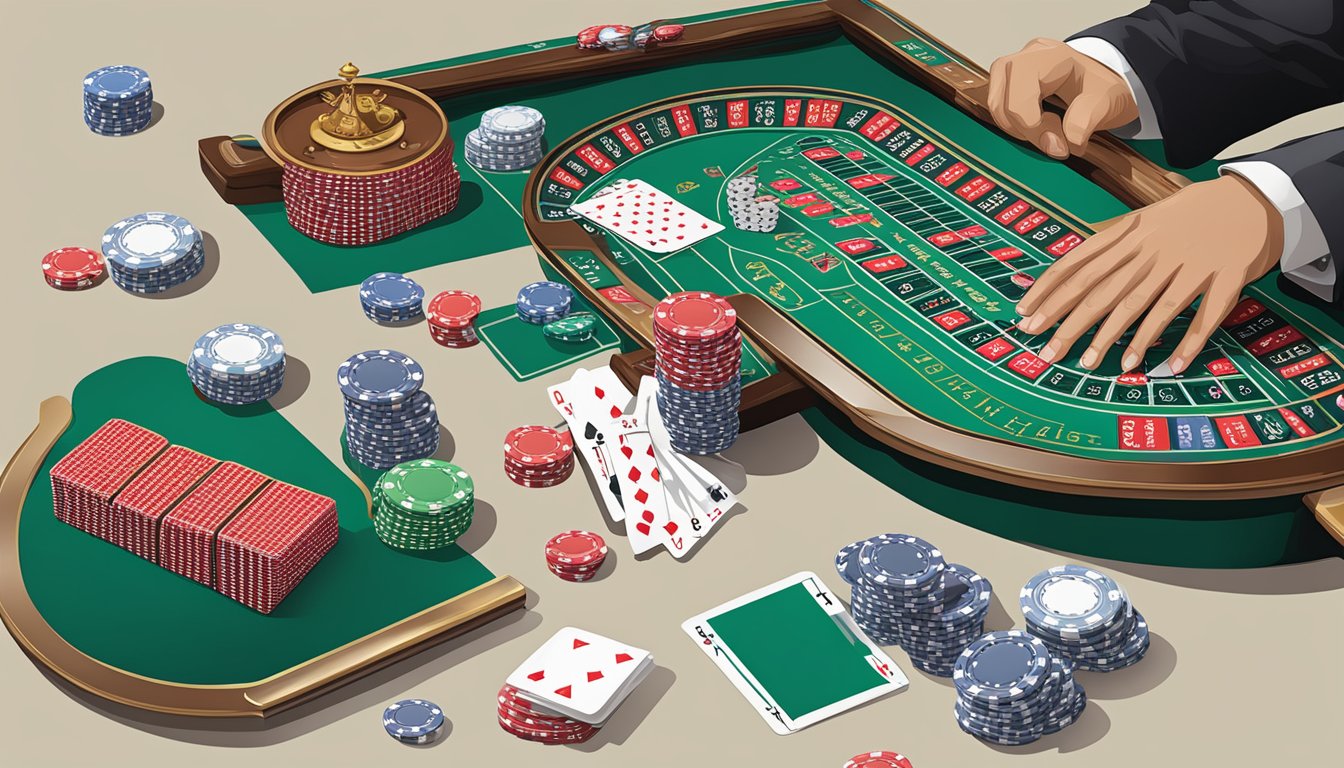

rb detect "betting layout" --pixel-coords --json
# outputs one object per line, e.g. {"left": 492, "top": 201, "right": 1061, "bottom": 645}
{"left": 534, "top": 87, "right": 1344, "bottom": 461}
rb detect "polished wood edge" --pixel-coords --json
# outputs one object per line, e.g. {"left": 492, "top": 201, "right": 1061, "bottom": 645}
{"left": 608, "top": 349, "right": 818, "bottom": 431}
{"left": 730, "top": 294, "right": 1344, "bottom": 499}
{"left": 0, "top": 397, "right": 528, "bottom": 718}
{"left": 1306, "top": 487, "right": 1344, "bottom": 546}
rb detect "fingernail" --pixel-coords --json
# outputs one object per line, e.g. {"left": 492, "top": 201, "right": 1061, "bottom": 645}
{"left": 1170, "top": 356, "right": 1188, "bottom": 375}
{"left": 1122, "top": 352, "right": 1140, "bottom": 371}
{"left": 1080, "top": 349, "right": 1098, "bottom": 369}
{"left": 1043, "top": 132, "right": 1066, "bottom": 157}
{"left": 1016, "top": 304, "right": 1031, "bottom": 316}
{"left": 1020, "top": 314, "right": 1044, "bottom": 333}
{"left": 1039, "top": 342, "right": 1058, "bottom": 363}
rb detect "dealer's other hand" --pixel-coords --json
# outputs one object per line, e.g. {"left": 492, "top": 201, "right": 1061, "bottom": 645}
{"left": 1015, "top": 175, "right": 1284, "bottom": 376}
{"left": 988, "top": 38, "right": 1139, "bottom": 159}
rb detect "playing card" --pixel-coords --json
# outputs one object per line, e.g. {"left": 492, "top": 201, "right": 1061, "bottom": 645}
{"left": 505, "top": 627, "right": 654, "bottom": 724}
{"left": 569, "top": 179, "right": 724, "bottom": 254}
{"left": 628, "top": 377, "right": 701, "bottom": 558}
{"left": 643, "top": 377, "right": 739, "bottom": 546}
{"left": 548, "top": 368, "right": 633, "bottom": 523}
{"left": 683, "top": 572, "right": 907, "bottom": 735}
{"left": 609, "top": 405, "right": 678, "bottom": 556}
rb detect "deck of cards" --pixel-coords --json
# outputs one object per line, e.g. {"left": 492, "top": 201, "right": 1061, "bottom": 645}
{"left": 498, "top": 627, "right": 654, "bottom": 744}
{"left": 548, "top": 367, "right": 741, "bottom": 559}
{"left": 568, "top": 178, "right": 723, "bottom": 254}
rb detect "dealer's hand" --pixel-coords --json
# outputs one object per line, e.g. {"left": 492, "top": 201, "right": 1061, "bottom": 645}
{"left": 988, "top": 38, "right": 1139, "bottom": 159}
{"left": 1016, "top": 175, "right": 1284, "bottom": 375}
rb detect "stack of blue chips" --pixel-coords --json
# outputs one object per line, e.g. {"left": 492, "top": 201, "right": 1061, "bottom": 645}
{"left": 836, "top": 534, "right": 991, "bottom": 676}
{"left": 187, "top": 324, "right": 286, "bottom": 405}
{"left": 516, "top": 280, "right": 572, "bottom": 324}
{"left": 83, "top": 65, "right": 153, "bottom": 136}
{"left": 360, "top": 272, "right": 425, "bottom": 324}
{"left": 338, "top": 350, "right": 440, "bottom": 470}
{"left": 654, "top": 371, "right": 741, "bottom": 454}
{"left": 952, "top": 630, "right": 1087, "bottom": 746}
{"left": 1019, "top": 564, "right": 1150, "bottom": 672}
{"left": 102, "top": 212, "right": 205, "bottom": 294}
{"left": 465, "top": 105, "right": 546, "bottom": 172}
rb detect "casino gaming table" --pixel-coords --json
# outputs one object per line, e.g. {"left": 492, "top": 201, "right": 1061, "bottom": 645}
{"left": 195, "top": 0, "right": 1344, "bottom": 570}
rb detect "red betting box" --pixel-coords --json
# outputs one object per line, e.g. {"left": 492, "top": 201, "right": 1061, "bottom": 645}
{"left": 955, "top": 177, "right": 995, "bottom": 201}
{"left": 837, "top": 238, "right": 876, "bottom": 255}
{"left": 933, "top": 311, "right": 972, "bottom": 331}
{"left": 1278, "top": 408, "right": 1317, "bottom": 437}
{"left": 1278, "top": 353, "right": 1331, "bottom": 378}
{"left": 1247, "top": 327, "right": 1306, "bottom": 356}
{"left": 989, "top": 247, "right": 1025, "bottom": 262}
{"left": 1013, "top": 211, "right": 1049, "bottom": 234}
{"left": 50, "top": 419, "right": 168, "bottom": 541}
{"left": 216, "top": 482, "right": 339, "bottom": 615}
{"left": 1214, "top": 416, "right": 1262, "bottom": 448}
{"left": 1118, "top": 417, "right": 1171, "bottom": 450}
{"left": 935, "top": 162, "right": 969, "bottom": 187}
{"left": 1047, "top": 234, "right": 1084, "bottom": 256}
{"left": 159, "top": 462, "right": 269, "bottom": 587}
{"left": 772, "top": 180, "right": 804, "bottom": 193}
{"left": 110, "top": 446, "right": 219, "bottom": 561}
{"left": 861, "top": 255, "right": 908, "bottom": 274}
{"left": 1221, "top": 298, "right": 1266, "bottom": 328}
{"left": 1205, "top": 358, "right": 1239, "bottom": 376}
{"left": 1007, "top": 352, "right": 1050, "bottom": 380}
{"left": 858, "top": 112, "right": 900, "bottom": 142}
{"left": 802, "top": 202, "right": 836, "bottom": 217}
{"left": 995, "top": 201, "right": 1031, "bottom": 225}
{"left": 975, "top": 338, "right": 1016, "bottom": 362}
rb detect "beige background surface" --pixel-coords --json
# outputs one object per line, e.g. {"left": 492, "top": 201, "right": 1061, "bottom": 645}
{"left": 2, "top": 1, "right": 1341, "bottom": 765}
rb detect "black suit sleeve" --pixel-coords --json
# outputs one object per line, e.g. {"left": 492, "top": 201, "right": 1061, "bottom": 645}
{"left": 1070, "top": 1, "right": 1344, "bottom": 168}
{"left": 1234, "top": 129, "right": 1344, "bottom": 305}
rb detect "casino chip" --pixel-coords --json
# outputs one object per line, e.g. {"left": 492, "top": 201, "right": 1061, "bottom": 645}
{"left": 187, "top": 323, "right": 287, "bottom": 405}
{"left": 465, "top": 106, "right": 546, "bottom": 172}
{"left": 83, "top": 65, "right": 153, "bottom": 136}
{"left": 373, "top": 460, "right": 473, "bottom": 550}
{"left": 516, "top": 280, "right": 573, "bottom": 325}
{"left": 952, "top": 630, "right": 1087, "bottom": 745}
{"left": 497, "top": 683, "right": 600, "bottom": 744}
{"left": 653, "top": 291, "right": 742, "bottom": 454}
{"left": 844, "top": 751, "right": 914, "bottom": 768}
{"left": 41, "top": 247, "right": 104, "bottom": 290}
{"left": 543, "top": 312, "right": 597, "bottom": 343}
{"left": 360, "top": 272, "right": 425, "bottom": 325}
{"left": 726, "top": 175, "right": 779, "bottom": 233}
{"left": 383, "top": 698, "right": 446, "bottom": 744}
{"left": 338, "top": 350, "right": 438, "bottom": 469}
{"left": 545, "top": 530, "right": 607, "bottom": 581}
{"left": 504, "top": 425, "right": 574, "bottom": 487}
{"left": 426, "top": 290, "right": 482, "bottom": 348}
{"left": 1019, "top": 565, "right": 1151, "bottom": 672}
{"left": 836, "top": 533, "right": 990, "bottom": 676}
{"left": 101, "top": 212, "right": 204, "bottom": 294}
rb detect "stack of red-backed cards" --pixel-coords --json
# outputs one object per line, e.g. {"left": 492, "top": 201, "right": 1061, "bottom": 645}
{"left": 544, "top": 530, "right": 607, "bottom": 582}
{"left": 503, "top": 425, "right": 574, "bottom": 487}
{"left": 425, "top": 290, "right": 482, "bottom": 348}
{"left": 110, "top": 445, "right": 219, "bottom": 560}
{"left": 215, "top": 480, "right": 338, "bottom": 614}
{"left": 159, "top": 462, "right": 269, "bottom": 587}
{"left": 497, "top": 683, "right": 601, "bottom": 744}
{"left": 497, "top": 627, "right": 654, "bottom": 745}
{"left": 50, "top": 419, "right": 167, "bottom": 540}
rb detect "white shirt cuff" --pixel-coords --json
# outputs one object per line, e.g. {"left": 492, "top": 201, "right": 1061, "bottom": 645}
{"left": 1066, "top": 37, "right": 1162, "bottom": 140}
{"left": 1220, "top": 160, "right": 1335, "bottom": 302}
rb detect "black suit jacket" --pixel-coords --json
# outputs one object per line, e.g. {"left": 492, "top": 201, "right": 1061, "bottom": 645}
{"left": 1072, "top": 1, "right": 1344, "bottom": 304}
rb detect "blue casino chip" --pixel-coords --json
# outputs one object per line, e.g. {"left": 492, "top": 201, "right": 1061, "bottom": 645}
{"left": 382, "top": 699, "right": 445, "bottom": 744}
{"left": 83, "top": 65, "right": 152, "bottom": 100}
{"left": 192, "top": 324, "right": 285, "bottom": 375}
{"left": 337, "top": 350, "right": 425, "bottom": 404}
{"left": 102, "top": 212, "right": 201, "bottom": 270}
{"left": 516, "top": 281, "right": 573, "bottom": 314}
{"left": 952, "top": 630, "right": 1051, "bottom": 704}
{"left": 360, "top": 272, "right": 425, "bottom": 310}
{"left": 1018, "top": 564, "right": 1124, "bottom": 640}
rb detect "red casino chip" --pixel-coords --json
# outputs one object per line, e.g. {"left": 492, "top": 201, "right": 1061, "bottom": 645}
{"left": 844, "top": 751, "right": 914, "bottom": 768}
{"left": 427, "top": 290, "right": 482, "bottom": 329}
{"left": 42, "top": 246, "right": 105, "bottom": 287}
{"left": 652, "top": 23, "right": 685, "bottom": 41}
{"left": 504, "top": 425, "right": 573, "bottom": 466}
{"left": 545, "top": 530, "right": 607, "bottom": 567}
{"left": 654, "top": 291, "right": 737, "bottom": 339}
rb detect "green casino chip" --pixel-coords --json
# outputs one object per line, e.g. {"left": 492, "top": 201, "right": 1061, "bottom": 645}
{"left": 543, "top": 312, "right": 597, "bottom": 342}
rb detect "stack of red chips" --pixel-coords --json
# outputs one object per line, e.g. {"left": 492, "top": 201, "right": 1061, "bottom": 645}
{"left": 503, "top": 425, "right": 574, "bottom": 487}
{"left": 844, "top": 751, "right": 914, "bottom": 768}
{"left": 544, "top": 530, "right": 607, "bottom": 582}
{"left": 41, "top": 246, "right": 105, "bottom": 291}
{"left": 426, "top": 289, "right": 482, "bottom": 348}
{"left": 496, "top": 683, "right": 599, "bottom": 744}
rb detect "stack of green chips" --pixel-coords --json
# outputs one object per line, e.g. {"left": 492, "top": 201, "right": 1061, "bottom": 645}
{"left": 542, "top": 312, "right": 597, "bottom": 343}
{"left": 373, "top": 459, "right": 474, "bottom": 551}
